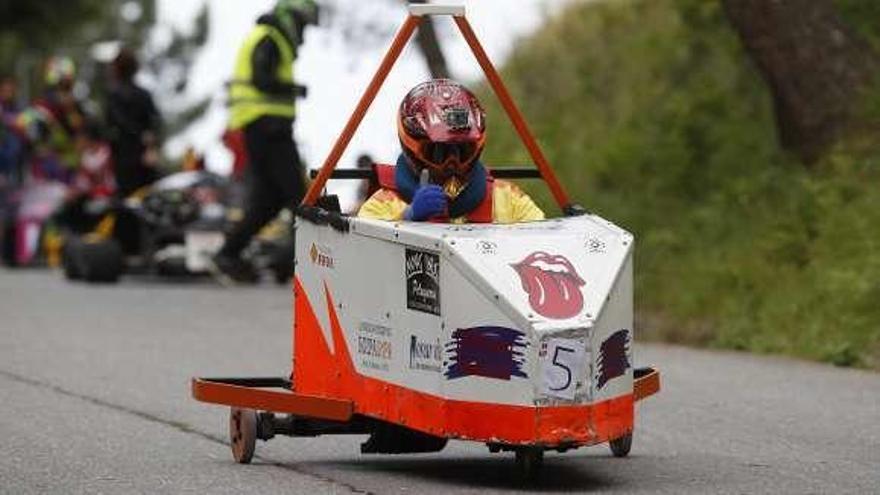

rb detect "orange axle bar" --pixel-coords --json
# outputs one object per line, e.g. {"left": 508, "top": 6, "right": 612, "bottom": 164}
{"left": 191, "top": 378, "right": 354, "bottom": 421}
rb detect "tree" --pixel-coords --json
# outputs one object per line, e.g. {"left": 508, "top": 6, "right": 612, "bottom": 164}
{"left": 0, "top": 0, "right": 155, "bottom": 103}
{"left": 722, "top": 0, "right": 880, "bottom": 162}
{"left": 0, "top": 0, "right": 106, "bottom": 70}
{"left": 407, "top": 0, "right": 451, "bottom": 79}
{"left": 142, "top": 5, "right": 212, "bottom": 137}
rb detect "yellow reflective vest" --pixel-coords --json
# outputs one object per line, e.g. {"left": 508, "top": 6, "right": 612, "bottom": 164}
{"left": 228, "top": 24, "right": 296, "bottom": 130}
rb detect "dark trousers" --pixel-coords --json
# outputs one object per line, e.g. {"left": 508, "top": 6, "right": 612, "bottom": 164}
{"left": 220, "top": 116, "right": 305, "bottom": 258}
{"left": 112, "top": 140, "right": 158, "bottom": 198}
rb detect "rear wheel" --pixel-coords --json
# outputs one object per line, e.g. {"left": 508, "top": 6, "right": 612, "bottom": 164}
{"left": 515, "top": 447, "right": 544, "bottom": 479}
{"left": 268, "top": 238, "right": 295, "bottom": 285}
{"left": 78, "top": 239, "right": 124, "bottom": 283}
{"left": 61, "top": 240, "right": 83, "bottom": 280}
{"left": 229, "top": 408, "right": 257, "bottom": 464}
{"left": 609, "top": 432, "right": 632, "bottom": 458}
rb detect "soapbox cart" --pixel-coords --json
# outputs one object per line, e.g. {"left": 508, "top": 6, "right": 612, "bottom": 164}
{"left": 192, "top": 4, "right": 660, "bottom": 477}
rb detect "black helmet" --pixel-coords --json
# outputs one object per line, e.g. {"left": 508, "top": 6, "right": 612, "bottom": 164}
{"left": 275, "top": 0, "right": 319, "bottom": 45}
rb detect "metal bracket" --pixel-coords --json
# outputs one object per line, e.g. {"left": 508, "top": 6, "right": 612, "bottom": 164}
{"left": 409, "top": 4, "right": 466, "bottom": 17}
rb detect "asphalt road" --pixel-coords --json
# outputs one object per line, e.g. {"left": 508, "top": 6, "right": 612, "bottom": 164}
{"left": 1, "top": 270, "right": 878, "bottom": 494}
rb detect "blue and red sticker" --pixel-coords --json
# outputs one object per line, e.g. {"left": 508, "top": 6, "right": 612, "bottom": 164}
{"left": 444, "top": 326, "right": 528, "bottom": 381}
{"left": 596, "top": 329, "right": 631, "bottom": 389}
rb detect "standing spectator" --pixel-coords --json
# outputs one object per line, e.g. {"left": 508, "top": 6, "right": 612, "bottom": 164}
{"left": 209, "top": 0, "right": 319, "bottom": 285}
{"left": 1, "top": 75, "right": 23, "bottom": 184}
{"left": 105, "top": 48, "right": 161, "bottom": 197}
{"left": 33, "top": 57, "right": 84, "bottom": 172}
{"left": 0, "top": 75, "right": 20, "bottom": 114}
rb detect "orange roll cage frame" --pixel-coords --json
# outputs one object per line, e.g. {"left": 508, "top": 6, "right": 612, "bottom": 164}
{"left": 302, "top": 11, "right": 573, "bottom": 212}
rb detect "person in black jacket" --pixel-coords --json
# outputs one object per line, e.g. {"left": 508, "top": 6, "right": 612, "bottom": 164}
{"left": 210, "top": 0, "right": 319, "bottom": 285}
{"left": 105, "top": 48, "right": 161, "bottom": 198}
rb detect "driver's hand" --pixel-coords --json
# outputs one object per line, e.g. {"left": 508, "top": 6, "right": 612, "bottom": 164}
{"left": 405, "top": 185, "right": 447, "bottom": 221}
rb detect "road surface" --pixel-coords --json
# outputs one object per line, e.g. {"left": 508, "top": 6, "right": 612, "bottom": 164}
{"left": 1, "top": 270, "right": 878, "bottom": 494}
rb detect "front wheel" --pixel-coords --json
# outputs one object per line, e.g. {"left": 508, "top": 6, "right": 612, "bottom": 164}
{"left": 609, "top": 432, "right": 632, "bottom": 458}
{"left": 229, "top": 408, "right": 257, "bottom": 464}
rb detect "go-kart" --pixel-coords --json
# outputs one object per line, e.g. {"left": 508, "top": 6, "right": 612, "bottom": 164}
{"left": 62, "top": 170, "right": 295, "bottom": 284}
{"left": 192, "top": 4, "right": 660, "bottom": 478}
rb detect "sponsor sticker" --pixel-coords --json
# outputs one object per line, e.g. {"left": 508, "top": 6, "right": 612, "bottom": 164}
{"left": 409, "top": 335, "right": 443, "bottom": 372}
{"left": 476, "top": 240, "right": 497, "bottom": 255}
{"left": 511, "top": 251, "right": 586, "bottom": 319}
{"left": 309, "top": 243, "right": 335, "bottom": 269}
{"left": 445, "top": 326, "right": 528, "bottom": 381}
{"left": 596, "top": 329, "right": 631, "bottom": 389}
{"left": 539, "top": 338, "right": 587, "bottom": 400}
{"left": 405, "top": 248, "right": 441, "bottom": 315}
{"left": 586, "top": 237, "right": 607, "bottom": 254}
{"left": 356, "top": 322, "right": 393, "bottom": 371}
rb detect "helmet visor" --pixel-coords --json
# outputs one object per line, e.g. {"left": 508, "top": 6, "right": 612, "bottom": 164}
{"left": 422, "top": 142, "right": 478, "bottom": 175}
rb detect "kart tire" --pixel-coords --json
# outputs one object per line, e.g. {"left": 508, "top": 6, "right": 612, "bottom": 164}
{"left": 62, "top": 241, "right": 83, "bottom": 280}
{"left": 515, "top": 447, "right": 544, "bottom": 480}
{"left": 273, "top": 263, "right": 294, "bottom": 285}
{"left": 269, "top": 239, "right": 295, "bottom": 285}
{"left": 78, "top": 239, "right": 124, "bottom": 283}
{"left": 609, "top": 432, "right": 632, "bottom": 458}
{"left": 229, "top": 408, "right": 257, "bottom": 464}
{"left": 155, "top": 256, "right": 190, "bottom": 278}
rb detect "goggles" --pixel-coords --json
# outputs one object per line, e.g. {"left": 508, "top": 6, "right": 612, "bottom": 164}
{"left": 422, "top": 141, "right": 479, "bottom": 175}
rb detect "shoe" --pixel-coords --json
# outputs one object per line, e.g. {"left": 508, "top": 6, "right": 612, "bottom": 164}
{"left": 208, "top": 253, "right": 259, "bottom": 286}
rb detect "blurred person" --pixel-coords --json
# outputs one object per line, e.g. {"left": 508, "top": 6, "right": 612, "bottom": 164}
{"left": 1, "top": 75, "right": 24, "bottom": 185}
{"left": 33, "top": 57, "right": 84, "bottom": 174}
{"left": 105, "top": 48, "right": 161, "bottom": 197}
{"left": 71, "top": 123, "right": 115, "bottom": 200}
{"left": 359, "top": 79, "right": 544, "bottom": 224}
{"left": 0, "top": 119, "right": 19, "bottom": 186}
{"left": 0, "top": 75, "right": 20, "bottom": 114}
{"left": 222, "top": 129, "right": 248, "bottom": 181}
{"left": 43, "top": 122, "right": 116, "bottom": 265}
{"left": 209, "top": 0, "right": 319, "bottom": 285}
{"left": 40, "top": 122, "right": 116, "bottom": 266}
{"left": 14, "top": 106, "right": 73, "bottom": 184}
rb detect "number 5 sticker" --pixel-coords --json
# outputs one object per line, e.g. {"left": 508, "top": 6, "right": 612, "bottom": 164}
{"left": 540, "top": 338, "right": 587, "bottom": 400}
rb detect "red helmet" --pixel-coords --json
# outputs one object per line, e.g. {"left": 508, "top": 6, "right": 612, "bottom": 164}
{"left": 398, "top": 79, "right": 486, "bottom": 189}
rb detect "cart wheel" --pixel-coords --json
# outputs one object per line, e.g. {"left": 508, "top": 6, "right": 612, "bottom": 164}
{"left": 515, "top": 447, "right": 544, "bottom": 479}
{"left": 609, "top": 432, "right": 632, "bottom": 458}
{"left": 229, "top": 408, "right": 257, "bottom": 464}
{"left": 78, "top": 239, "right": 124, "bottom": 283}
{"left": 62, "top": 240, "right": 83, "bottom": 280}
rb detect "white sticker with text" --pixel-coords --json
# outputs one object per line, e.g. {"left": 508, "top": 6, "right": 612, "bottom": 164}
{"left": 539, "top": 338, "right": 587, "bottom": 400}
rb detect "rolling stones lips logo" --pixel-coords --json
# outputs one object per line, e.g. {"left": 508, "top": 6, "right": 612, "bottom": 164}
{"left": 511, "top": 251, "right": 585, "bottom": 319}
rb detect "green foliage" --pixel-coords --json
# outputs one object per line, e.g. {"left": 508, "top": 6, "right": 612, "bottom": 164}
{"left": 1, "top": 0, "right": 156, "bottom": 106}
{"left": 835, "top": 0, "right": 880, "bottom": 51}
{"left": 145, "top": 4, "right": 212, "bottom": 138}
{"left": 0, "top": 0, "right": 105, "bottom": 68}
{"left": 480, "top": 0, "right": 880, "bottom": 368}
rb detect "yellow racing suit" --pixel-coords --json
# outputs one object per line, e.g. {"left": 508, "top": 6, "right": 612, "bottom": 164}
{"left": 359, "top": 179, "right": 545, "bottom": 224}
